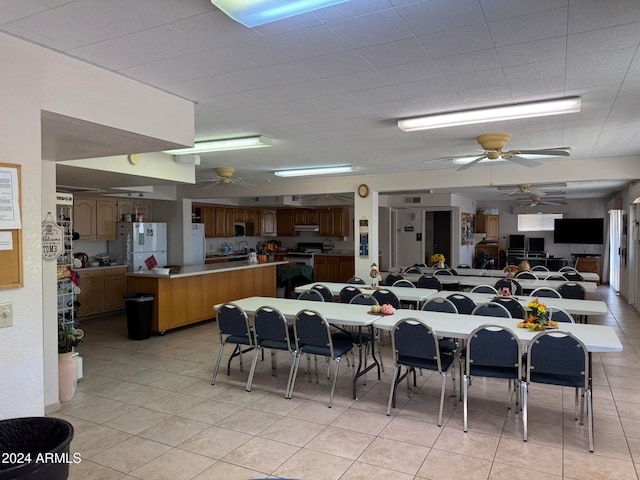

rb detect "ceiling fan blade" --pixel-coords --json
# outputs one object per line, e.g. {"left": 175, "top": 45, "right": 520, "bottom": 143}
{"left": 508, "top": 155, "right": 541, "bottom": 168}
{"left": 456, "top": 154, "right": 488, "bottom": 171}
{"left": 517, "top": 148, "right": 571, "bottom": 157}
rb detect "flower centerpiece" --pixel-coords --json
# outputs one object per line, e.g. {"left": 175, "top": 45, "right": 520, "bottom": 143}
{"left": 503, "top": 265, "right": 518, "bottom": 278}
{"left": 264, "top": 241, "right": 278, "bottom": 260}
{"left": 431, "top": 253, "right": 445, "bottom": 268}
{"left": 370, "top": 262, "right": 382, "bottom": 288}
{"left": 517, "top": 298, "right": 558, "bottom": 331}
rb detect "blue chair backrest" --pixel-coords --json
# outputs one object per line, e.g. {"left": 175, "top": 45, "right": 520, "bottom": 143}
{"left": 491, "top": 297, "right": 526, "bottom": 320}
{"left": 447, "top": 293, "right": 477, "bottom": 315}
{"left": 349, "top": 292, "right": 378, "bottom": 305}
{"left": 297, "top": 289, "right": 325, "bottom": 301}
{"left": 557, "top": 282, "right": 585, "bottom": 300}
{"left": 456, "top": 264, "right": 471, "bottom": 269}
{"left": 385, "top": 274, "right": 404, "bottom": 286}
{"left": 403, "top": 267, "right": 422, "bottom": 274}
{"left": 530, "top": 287, "right": 561, "bottom": 298}
{"left": 422, "top": 297, "right": 458, "bottom": 313}
{"left": 559, "top": 266, "right": 578, "bottom": 273}
{"left": 467, "top": 326, "right": 520, "bottom": 368}
{"left": 311, "top": 284, "right": 334, "bottom": 302}
{"left": 373, "top": 289, "right": 401, "bottom": 309}
{"left": 392, "top": 320, "right": 438, "bottom": 363}
{"left": 546, "top": 274, "right": 567, "bottom": 281}
{"left": 527, "top": 332, "right": 588, "bottom": 388}
{"left": 347, "top": 276, "right": 366, "bottom": 285}
{"left": 548, "top": 306, "right": 574, "bottom": 323}
{"left": 217, "top": 303, "right": 251, "bottom": 337}
{"left": 339, "top": 286, "right": 362, "bottom": 303}
{"left": 471, "top": 302, "right": 511, "bottom": 318}
{"left": 392, "top": 279, "right": 415, "bottom": 288}
{"left": 254, "top": 306, "right": 291, "bottom": 347}
{"left": 515, "top": 271, "right": 537, "bottom": 280}
{"left": 434, "top": 269, "right": 453, "bottom": 276}
{"left": 471, "top": 285, "right": 498, "bottom": 294}
{"left": 563, "top": 272, "right": 584, "bottom": 282}
{"left": 531, "top": 265, "right": 549, "bottom": 272}
{"left": 294, "top": 310, "right": 332, "bottom": 355}
{"left": 417, "top": 275, "right": 442, "bottom": 291}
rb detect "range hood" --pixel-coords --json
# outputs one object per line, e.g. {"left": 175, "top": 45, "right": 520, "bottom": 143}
{"left": 294, "top": 224, "right": 320, "bottom": 232}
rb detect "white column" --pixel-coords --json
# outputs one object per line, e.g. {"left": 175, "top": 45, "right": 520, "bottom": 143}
{"left": 354, "top": 189, "right": 379, "bottom": 280}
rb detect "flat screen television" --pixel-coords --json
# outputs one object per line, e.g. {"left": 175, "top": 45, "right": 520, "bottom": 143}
{"left": 553, "top": 218, "right": 604, "bottom": 244}
{"left": 528, "top": 237, "right": 545, "bottom": 252}
{"left": 509, "top": 234, "right": 525, "bottom": 249}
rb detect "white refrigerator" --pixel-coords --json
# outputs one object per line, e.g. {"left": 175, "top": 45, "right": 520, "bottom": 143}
{"left": 189, "top": 223, "right": 206, "bottom": 265}
{"left": 109, "top": 222, "right": 168, "bottom": 272}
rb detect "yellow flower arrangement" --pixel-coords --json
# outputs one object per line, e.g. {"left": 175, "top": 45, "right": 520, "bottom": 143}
{"left": 517, "top": 298, "right": 558, "bottom": 331}
{"left": 264, "top": 242, "right": 278, "bottom": 253}
{"left": 431, "top": 253, "right": 445, "bottom": 265}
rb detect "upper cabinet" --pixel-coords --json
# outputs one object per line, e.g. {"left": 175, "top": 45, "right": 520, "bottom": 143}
{"left": 117, "top": 199, "right": 152, "bottom": 222}
{"left": 277, "top": 209, "right": 297, "bottom": 236}
{"left": 261, "top": 210, "right": 277, "bottom": 237}
{"left": 318, "top": 207, "right": 349, "bottom": 237}
{"left": 74, "top": 199, "right": 118, "bottom": 241}
{"left": 475, "top": 214, "right": 499, "bottom": 240}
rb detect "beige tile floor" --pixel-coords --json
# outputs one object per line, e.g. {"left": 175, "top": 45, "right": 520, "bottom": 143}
{"left": 52, "top": 286, "right": 640, "bottom": 479}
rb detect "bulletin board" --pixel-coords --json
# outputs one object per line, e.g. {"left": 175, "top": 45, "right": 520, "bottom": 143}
{"left": 0, "top": 163, "right": 23, "bottom": 289}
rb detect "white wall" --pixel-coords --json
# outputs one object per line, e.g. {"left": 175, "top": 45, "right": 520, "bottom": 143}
{"left": 0, "top": 32, "right": 193, "bottom": 417}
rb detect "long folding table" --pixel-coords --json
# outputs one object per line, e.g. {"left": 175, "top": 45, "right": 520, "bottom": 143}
{"left": 410, "top": 266, "right": 600, "bottom": 282}
{"left": 294, "top": 282, "right": 437, "bottom": 306}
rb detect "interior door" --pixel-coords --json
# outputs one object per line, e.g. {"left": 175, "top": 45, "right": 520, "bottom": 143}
{"left": 432, "top": 211, "right": 452, "bottom": 265}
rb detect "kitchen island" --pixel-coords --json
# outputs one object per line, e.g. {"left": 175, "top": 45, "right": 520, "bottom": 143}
{"left": 126, "top": 260, "right": 287, "bottom": 333}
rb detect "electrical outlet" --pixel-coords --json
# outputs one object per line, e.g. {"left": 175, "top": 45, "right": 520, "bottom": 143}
{"left": 0, "top": 302, "right": 13, "bottom": 328}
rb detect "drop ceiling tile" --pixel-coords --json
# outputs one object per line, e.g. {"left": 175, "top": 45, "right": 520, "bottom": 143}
{"left": 568, "top": 0, "right": 640, "bottom": 33}
{"left": 503, "top": 58, "right": 566, "bottom": 84}
{"left": 170, "top": 75, "right": 238, "bottom": 101}
{"left": 178, "top": 49, "right": 247, "bottom": 77}
{"left": 447, "top": 68, "right": 507, "bottom": 91}
{"left": 197, "top": 93, "right": 264, "bottom": 113}
{"left": 328, "top": 69, "right": 390, "bottom": 92}
{"left": 349, "top": 85, "right": 407, "bottom": 105}
{"left": 314, "top": 0, "right": 392, "bottom": 22}
{"left": 309, "top": 93, "right": 365, "bottom": 110}
{"left": 287, "top": 78, "right": 346, "bottom": 98}
{"left": 260, "top": 60, "right": 321, "bottom": 85}
{"left": 121, "top": 58, "right": 206, "bottom": 87}
{"left": 434, "top": 48, "right": 501, "bottom": 76}
{"left": 222, "top": 39, "right": 296, "bottom": 68}
{"left": 568, "top": 23, "right": 640, "bottom": 57}
{"left": 254, "top": 11, "right": 324, "bottom": 36}
{"left": 0, "top": 0, "right": 53, "bottom": 24}
{"left": 303, "top": 50, "right": 373, "bottom": 76}
{"left": 245, "top": 85, "right": 303, "bottom": 103}
{"left": 496, "top": 37, "right": 566, "bottom": 67}
{"left": 625, "top": 53, "right": 640, "bottom": 82}
{"left": 170, "top": 10, "right": 261, "bottom": 49}
{"left": 397, "top": 0, "right": 485, "bottom": 36}
{"left": 329, "top": 9, "right": 413, "bottom": 48}
{"left": 457, "top": 85, "right": 512, "bottom": 103}
{"left": 488, "top": 7, "right": 568, "bottom": 47}
{"left": 273, "top": 99, "right": 328, "bottom": 115}
{"left": 565, "top": 48, "right": 636, "bottom": 89}
{"left": 378, "top": 60, "right": 444, "bottom": 84}
{"left": 357, "top": 38, "right": 429, "bottom": 68}
{"left": 417, "top": 22, "right": 494, "bottom": 58}
{"left": 508, "top": 77, "right": 565, "bottom": 99}
{"left": 395, "top": 77, "right": 462, "bottom": 107}
{"left": 480, "top": 0, "right": 569, "bottom": 22}
{"left": 269, "top": 24, "right": 352, "bottom": 59}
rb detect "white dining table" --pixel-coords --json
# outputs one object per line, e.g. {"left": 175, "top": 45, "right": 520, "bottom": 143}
{"left": 372, "top": 309, "right": 622, "bottom": 353}
{"left": 294, "top": 282, "right": 437, "bottom": 305}
{"left": 406, "top": 266, "right": 600, "bottom": 282}
{"left": 427, "top": 291, "right": 608, "bottom": 316}
{"left": 383, "top": 272, "right": 598, "bottom": 293}
{"left": 213, "top": 296, "right": 383, "bottom": 399}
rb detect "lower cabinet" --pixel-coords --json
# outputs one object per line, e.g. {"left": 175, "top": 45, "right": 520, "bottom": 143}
{"left": 314, "top": 255, "right": 355, "bottom": 282}
{"left": 77, "top": 267, "right": 127, "bottom": 317}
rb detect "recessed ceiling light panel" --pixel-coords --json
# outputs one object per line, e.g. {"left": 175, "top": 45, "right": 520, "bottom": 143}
{"left": 211, "top": 0, "right": 349, "bottom": 27}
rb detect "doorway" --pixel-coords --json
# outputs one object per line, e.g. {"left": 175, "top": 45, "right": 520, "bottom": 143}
{"left": 424, "top": 210, "right": 452, "bottom": 266}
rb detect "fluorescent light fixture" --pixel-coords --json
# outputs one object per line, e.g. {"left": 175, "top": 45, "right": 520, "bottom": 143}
{"left": 163, "top": 136, "right": 272, "bottom": 155}
{"left": 211, "top": 0, "right": 349, "bottom": 27}
{"left": 274, "top": 165, "right": 353, "bottom": 177}
{"left": 398, "top": 97, "right": 581, "bottom": 132}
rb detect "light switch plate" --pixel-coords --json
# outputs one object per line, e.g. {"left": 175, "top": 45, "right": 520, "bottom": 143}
{"left": 0, "top": 302, "right": 13, "bottom": 328}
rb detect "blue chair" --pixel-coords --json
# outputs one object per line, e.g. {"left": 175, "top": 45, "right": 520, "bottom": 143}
{"left": 470, "top": 285, "right": 498, "bottom": 294}
{"left": 471, "top": 302, "right": 511, "bottom": 318}
{"left": 447, "top": 293, "right": 477, "bottom": 315}
{"left": 373, "top": 289, "right": 401, "bottom": 309}
{"left": 291, "top": 309, "right": 354, "bottom": 407}
{"left": 548, "top": 306, "right": 575, "bottom": 323}
{"left": 494, "top": 279, "right": 523, "bottom": 296}
{"left": 339, "top": 286, "right": 362, "bottom": 304}
{"left": 463, "top": 325, "right": 523, "bottom": 433}
{"left": 422, "top": 297, "right": 458, "bottom": 313}
{"left": 563, "top": 272, "right": 585, "bottom": 282}
{"left": 546, "top": 274, "right": 567, "bottom": 281}
{"left": 515, "top": 271, "right": 537, "bottom": 280}
{"left": 212, "top": 303, "right": 254, "bottom": 385}
{"left": 434, "top": 269, "right": 453, "bottom": 276}
{"left": 311, "top": 284, "right": 334, "bottom": 302}
{"left": 491, "top": 296, "right": 526, "bottom": 320}
{"left": 417, "top": 275, "right": 442, "bottom": 291}
{"left": 557, "top": 282, "right": 585, "bottom": 300}
{"left": 349, "top": 292, "right": 377, "bottom": 306}
{"left": 523, "top": 331, "right": 593, "bottom": 451}
{"left": 246, "top": 306, "right": 297, "bottom": 398}
{"left": 559, "top": 266, "right": 578, "bottom": 273}
{"left": 530, "top": 287, "right": 561, "bottom": 298}
{"left": 456, "top": 264, "right": 471, "bottom": 269}
{"left": 531, "top": 265, "right": 549, "bottom": 272}
{"left": 347, "top": 276, "right": 366, "bottom": 285}
{"left": 386, "top": 319, "right": 456, "bottom": 426}
{"left": 385, "top": 273, "right": 404, "bottom": 286}
{"left": 403, "top": 267, "right": 422, "bottom": 274}
{"left": 392, "top": 279, "right": 415, "bottom": 288}
{"left": 297, "top": 289, "right": 325, "bottom": 301}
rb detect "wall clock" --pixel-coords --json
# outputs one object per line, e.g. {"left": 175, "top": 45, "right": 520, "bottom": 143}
{"left": 357, "top": 184, "right": 369, "bottom": 198}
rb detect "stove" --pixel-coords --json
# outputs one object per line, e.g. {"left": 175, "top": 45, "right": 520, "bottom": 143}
{"left": 294, "top": 242, "right": 324, "bottom": 253}
{"left": 287, "top": 242, "right": 325, "bottom": 266}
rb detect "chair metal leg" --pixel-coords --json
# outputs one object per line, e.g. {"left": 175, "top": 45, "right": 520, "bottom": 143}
{"left": 287, "top": 353, "right": 302, "bottom": 399}
{"left": 271, "top": 350, "right": 278, "bottom": 377}
{"left": 328, "top": 357, "right": 342, "bottom": 408}
{"left": 587, "top": 388, "right": 594, "bottom": 452}
{"left": 245, "top": 346, "right": 262, "bottom": 392}
{"left": 438, "top": 372, "right": 447, "bottom": 427}
{"left": 211, "top": 343, "right": 226, "bottom": 385}
{"left": 387, "top": 365, "right": 401, "bottom": 415}
{"left": 463, "top": 374, "right": 469, "bottom": 432}
{"left": 522, "top": 382, "right": 528, "bottom": 441}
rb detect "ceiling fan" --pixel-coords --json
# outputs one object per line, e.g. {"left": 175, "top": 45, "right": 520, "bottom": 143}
{"left": 518, "top": 194, "right": 566, "bottom": 207}
{"left": 456, "top": 133, "right": 571, "bottom": 171}
{"left": 197, "top": 167, "right": 269, "bottom": 188}
{"left": 492, "top": 183, "right": 567, "bottom": 197}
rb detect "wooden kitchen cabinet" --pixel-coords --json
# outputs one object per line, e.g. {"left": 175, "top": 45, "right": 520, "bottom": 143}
{"left": 318, "top": 208, "right": 349, "bottom": 237}
{"left": 262, "top": 210, "right": 277, "bottom": 236}
{"left": 202, "top": 206, "right": 216, "bottom": 238}
{"left": 475, "top": 214, "right": 499, "bottom": 240}
{"left": 117, "top": 199, "right": 152, "bottom": 222}
{"left": 277, "top": 209, "right": 297, "bottom": 236}
{"left": 214, "top": 207, "right": 235, "bottom": 237}
{"left": 77, "top": 267, "right": 127, "bottom": 317}
{"left": 74, "top": 199, "right": 118, "bottom": 241}
{"left": 314, "top": 255, "right": 354, "bottom": 282}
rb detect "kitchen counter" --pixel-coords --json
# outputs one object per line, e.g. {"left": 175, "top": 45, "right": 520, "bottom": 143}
{"left": 126, "top": 261, "right": 286, "bottom": 333}
{"left": 77, "top": 264, "right": 126, "bottom": 271}
{"left": 205, "top": 254, "right": 249, "bottom": 260}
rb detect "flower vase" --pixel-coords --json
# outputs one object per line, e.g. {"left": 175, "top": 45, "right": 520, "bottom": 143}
{"left": 58, "top": 352, "right": 78, "bottom": 402}
{"left": 437, "top": 262, "right": 444, "bottom": 269}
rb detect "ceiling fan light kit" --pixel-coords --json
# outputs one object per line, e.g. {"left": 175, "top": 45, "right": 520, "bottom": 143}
{"left": 273, "top": 165, "right": 354, "bottom": 177}
{"left": 163, "top": 136, "right": 272, "bottom": 155}
{"left": 397, "top": 97, "right": 581, "bottom": 132}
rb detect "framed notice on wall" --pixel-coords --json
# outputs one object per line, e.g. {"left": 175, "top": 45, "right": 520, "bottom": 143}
{"left": 359, "top": 218, "right": 369, "bottom": 257}
{"left": 0, "top": 163, "right": 23, "bottom": 289}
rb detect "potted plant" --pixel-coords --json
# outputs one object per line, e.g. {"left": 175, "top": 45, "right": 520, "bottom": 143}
{"left": 58, "top": 321, "right": 83, "bottom": 402}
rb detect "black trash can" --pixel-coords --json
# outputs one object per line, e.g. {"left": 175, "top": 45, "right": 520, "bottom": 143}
{"left": 0, "top": 417, "right": 74, "bottom": 480}
{"left": 124, "top": 293, "right": 154, "bottom": 340}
